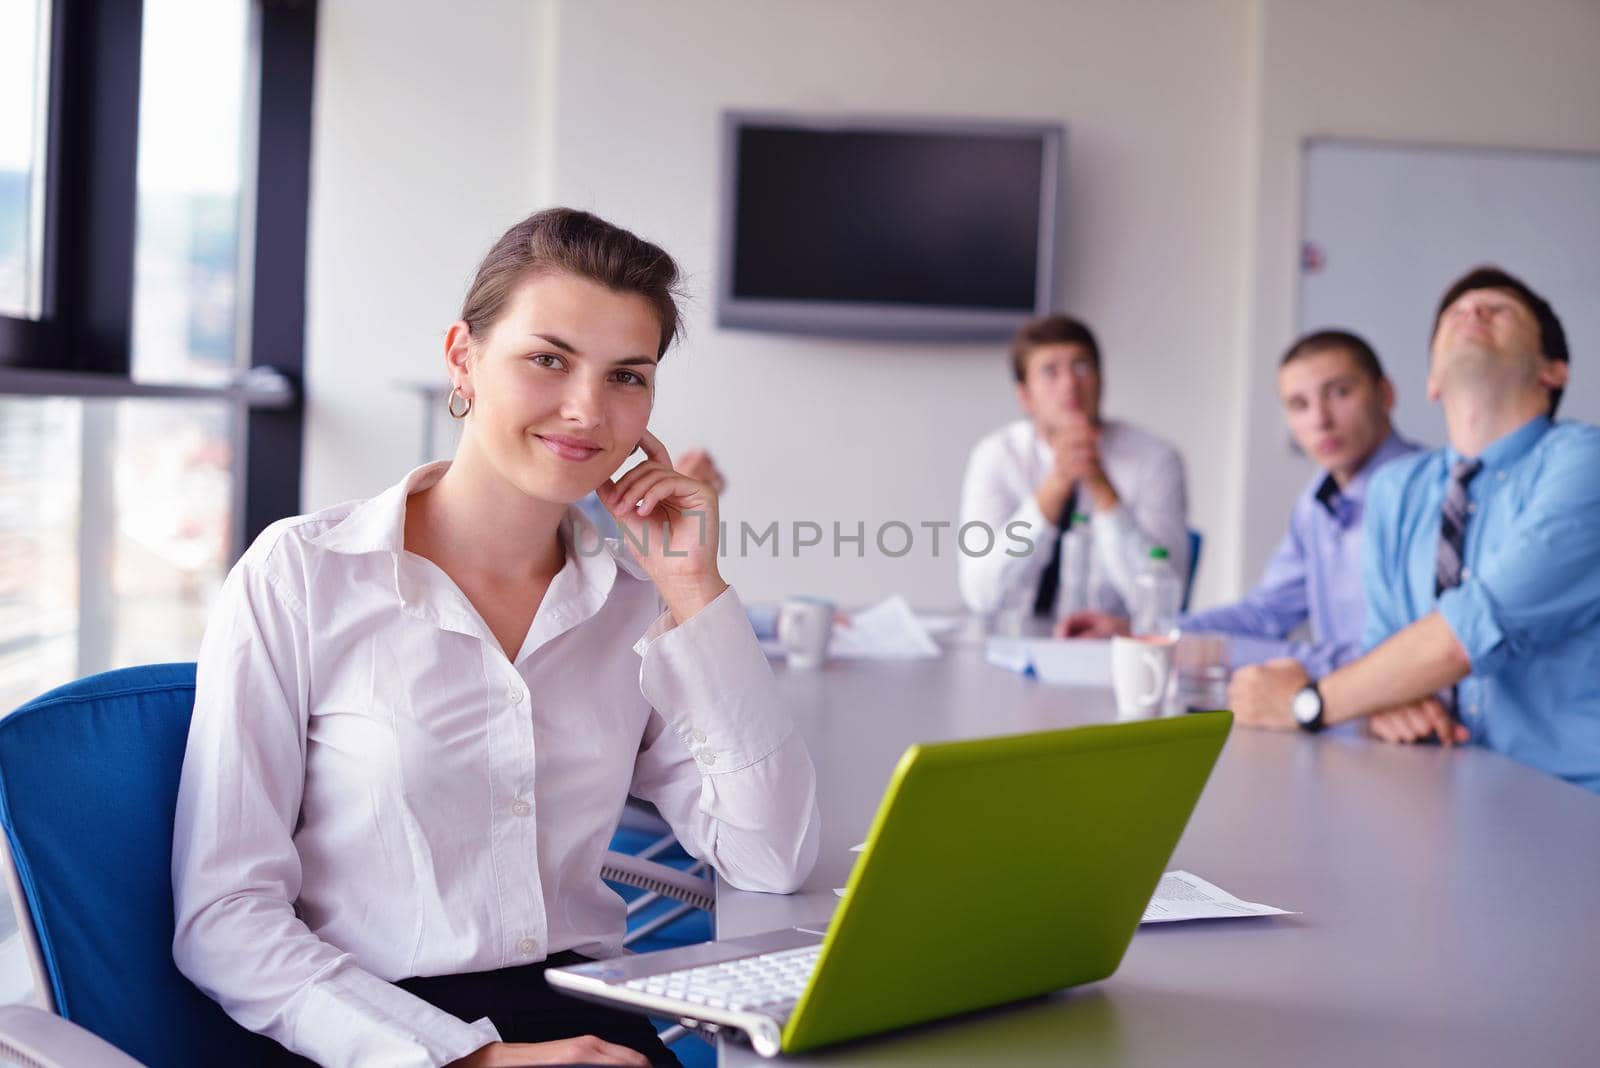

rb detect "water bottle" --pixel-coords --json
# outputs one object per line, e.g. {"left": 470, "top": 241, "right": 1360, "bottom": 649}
{"left": 1059, "top": 512, "right": 1092, "bottom": 617}
{"left": 1132, "top": 546, "right": 1181, "bottom": 638}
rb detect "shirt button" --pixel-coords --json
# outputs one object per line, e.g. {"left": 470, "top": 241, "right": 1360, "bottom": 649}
{"left": 698, "top": 752, "right": 717, "bottom": 767}
{"left": 508, "top": 685, "right": 524, "bottom": 704}
{"left": 517, "top": 937, "right": 538, "bottom": 955}
{"left": 1496, "top": 472, "right": 1507, "bottom": 482}
{"left": 1466, "top": 502, "right": 1477, "bottom": 514}
{"left": 1461, "top": 567, "right": 1472, "bottom": 579}
{"left": 691, "top": 728, "right": 707, "bottom": 743}
{"left": 511, "top": 799, "right": 531, "bottom": 817}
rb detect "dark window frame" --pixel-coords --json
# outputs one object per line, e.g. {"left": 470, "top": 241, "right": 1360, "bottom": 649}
{"left": 0, "top": 0, "right": 315, "bottom": 547}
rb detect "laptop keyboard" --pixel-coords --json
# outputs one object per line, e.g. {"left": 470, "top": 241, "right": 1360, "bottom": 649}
{"left": 623, "top": 944, "right": 821, "bottom": 1017}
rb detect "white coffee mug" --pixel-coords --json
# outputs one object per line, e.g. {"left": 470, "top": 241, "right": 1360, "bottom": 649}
{"left": 1111, "top": 634, "right": 1178, "bottom": 718}
{"left": 778, "top": 598, "right": 835, "bottom": 669}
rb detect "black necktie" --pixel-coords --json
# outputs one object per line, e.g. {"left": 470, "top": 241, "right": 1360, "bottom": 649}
{"left": 1032, "top": 491, "right": 1077, "bottom": 619}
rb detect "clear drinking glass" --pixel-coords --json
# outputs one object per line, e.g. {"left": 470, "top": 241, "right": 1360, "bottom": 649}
{"left": 1174, "top": 633, "right": 1231, "bottom": 712}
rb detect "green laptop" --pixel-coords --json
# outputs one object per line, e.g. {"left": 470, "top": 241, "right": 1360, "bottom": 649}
{"left": 547, "top": 711, "right": 1232, "bottom": 1056}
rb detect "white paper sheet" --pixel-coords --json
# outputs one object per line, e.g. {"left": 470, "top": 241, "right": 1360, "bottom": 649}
{"left": 915, "top": 614, "right": 965, "bottom": 636}
{"left": 1139, "top": 870, "right": 1296, "bottom": 923}
{"left": 828, "top": 595, "right": 942, "bottom": 660}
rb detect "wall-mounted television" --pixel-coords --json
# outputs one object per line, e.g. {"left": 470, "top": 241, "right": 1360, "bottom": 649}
{"left": 717, "top": 111, "right": 1063, "bottom": 342}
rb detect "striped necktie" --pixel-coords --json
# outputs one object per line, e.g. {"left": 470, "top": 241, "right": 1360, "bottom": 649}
{"left": 1435, "top": 458, "right": 1482, "bottom": 597}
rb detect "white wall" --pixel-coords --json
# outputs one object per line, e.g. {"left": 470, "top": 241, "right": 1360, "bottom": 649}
{"left": 304, "top": 0, "right": 1600, "bottom": 610}
{"left": 547, "top": 0, "right": 1257, "bottom": 608}
{"left": 1237, "top": 0, "right": 1600, "bottom": 583}
{"left": 304, "top": 0, "right": 550, "bottom": 513}
{"left": 307, "top": 0, "right": 1256, "bottom": 608}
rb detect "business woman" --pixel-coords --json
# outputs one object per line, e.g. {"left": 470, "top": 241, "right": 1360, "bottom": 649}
{"left": 171, "top": 208, "right": 820, "bottom": 1067}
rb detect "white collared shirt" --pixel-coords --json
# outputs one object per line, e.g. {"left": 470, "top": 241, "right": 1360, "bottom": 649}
{"left": 958, "top": 418, "right": 1190, "bottom": 618}
{"left": 171, "top": 462, "right": 820, "bottom": 1067}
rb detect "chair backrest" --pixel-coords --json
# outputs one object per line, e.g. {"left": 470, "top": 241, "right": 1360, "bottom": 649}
{"left": 1183, "top": 528, "right": 1204, "bottom": 612}
{"left": 0, "top": 664, "right": 279, "bottom": 1067}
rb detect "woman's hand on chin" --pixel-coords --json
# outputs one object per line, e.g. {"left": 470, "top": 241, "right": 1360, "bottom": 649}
{"left": 600, "top": 428, "right": 729, "bottom": 623}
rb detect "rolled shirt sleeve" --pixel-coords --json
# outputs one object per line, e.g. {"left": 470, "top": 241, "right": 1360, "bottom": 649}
{"left": 1437, "top": 427, "right": 1600, "bottom": 675}
{"left": 172, "top": 559, "right": 500, "bottom": 1068}
{"left": 630, "top": 586, "right": 821, "bottom": 894}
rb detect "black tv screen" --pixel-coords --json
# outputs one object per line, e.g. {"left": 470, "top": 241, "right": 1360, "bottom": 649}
{"left": 717, "top": 113, "right": 1062, "bottom": 341}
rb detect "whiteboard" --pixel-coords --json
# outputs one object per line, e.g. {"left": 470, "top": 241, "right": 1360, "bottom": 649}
{"left": 1298, "top": 140, "right": 1600, "bottom": 447}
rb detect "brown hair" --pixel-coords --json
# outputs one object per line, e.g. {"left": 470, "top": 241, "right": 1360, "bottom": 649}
{"left": 1009, "top": 315, "right": 1100, "bottom": 383}
{"left": 1432, "top": 265, "right": 1568, "bottom": 416}
{"left": 460, "top": 208, "right": 685, "bottom": 358}
{"left": 1280, "top": 329, "right": 1387, "bottom": 384}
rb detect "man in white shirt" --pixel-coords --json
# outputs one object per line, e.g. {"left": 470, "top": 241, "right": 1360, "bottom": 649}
{"left": 958, "top": 314, "right": 1189, "bottom": 622}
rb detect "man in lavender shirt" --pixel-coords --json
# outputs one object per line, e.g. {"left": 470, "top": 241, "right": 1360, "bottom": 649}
{"left": 1059, "top": 330, "right": 1418, "bottom": 676}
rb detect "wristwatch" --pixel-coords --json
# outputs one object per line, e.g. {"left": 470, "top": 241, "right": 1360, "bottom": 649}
{"left": 1290, "top": 682, "right": 1325, "bottom": 733}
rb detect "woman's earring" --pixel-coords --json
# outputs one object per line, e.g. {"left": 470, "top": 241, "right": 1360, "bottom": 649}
{"left": 447, "top": 386, "right": 472, "bottom": 419}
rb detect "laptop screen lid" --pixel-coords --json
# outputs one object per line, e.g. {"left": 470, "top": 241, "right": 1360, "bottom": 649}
{"left": 781, "top": 711, "right": 1232, "bottom": 1054}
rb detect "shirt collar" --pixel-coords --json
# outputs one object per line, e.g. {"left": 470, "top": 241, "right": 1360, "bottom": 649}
{"left": 1447, "top": 414, "right": 1552, "bottom": 474}
{"left": 311, "top": 460, "right": 644, "bottom": 597}
{"left": 561, "top": 503, "right": 650, "bottom": 596}
{"left": 1312, "top": 431, "right": 1414, "bottom": 519}
{"left": 1313, "top": 473, "right": 1343, "bottom": 517}
{"left": 311, "top": 461, "right": 449, "bottom": 556}
{"left": 312, "top": 462, "right": 649, "bottom": 658}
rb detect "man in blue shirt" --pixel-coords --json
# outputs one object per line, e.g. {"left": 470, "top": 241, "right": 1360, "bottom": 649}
{"left": 1060, "top": 330, "right": 1419, "bottom": 678}
{"left": 1184, "top": 331, "right": 1419, "bottom": 674}
{"left": 1232, "top": 266, "right": 1600, "bottom": 793}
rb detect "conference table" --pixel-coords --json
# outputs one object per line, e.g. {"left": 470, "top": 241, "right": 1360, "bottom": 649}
{"left": 712, "top": 633, "right": 1600, "bottom": 1067}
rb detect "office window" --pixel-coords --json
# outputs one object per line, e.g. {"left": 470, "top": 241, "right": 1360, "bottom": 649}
{"left": 105, "top": 400, "right": 235, "bottom": 664}
{"left": 131, "top": 0, "right": 252, "bottom": 385}
{"left": 0, "top": 396, "right": 234, "bottom": 714}
{"left": 0, "top": 0, "right": 50, "bottom": 319}
{"left": 0, "top": 397, "right": 76, "bottom": 713}
{"left": 0, "top": 1, "right": 315, "bottom": 712}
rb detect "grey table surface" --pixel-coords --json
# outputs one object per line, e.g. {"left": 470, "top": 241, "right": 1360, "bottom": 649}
{"left": 713, "top": 642, "right": 1600, "bottom": 1067}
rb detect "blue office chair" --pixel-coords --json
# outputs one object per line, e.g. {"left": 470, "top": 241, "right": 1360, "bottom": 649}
{"left": 0, "top": 663, "right": 279, "bottom": 1067}
{"left": 1182, "top": 528, "right": 1204, "bottom": 613}
{"left": 0, "top": 664, "right": 715, "bottom": 1067}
